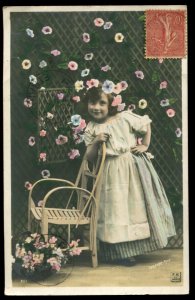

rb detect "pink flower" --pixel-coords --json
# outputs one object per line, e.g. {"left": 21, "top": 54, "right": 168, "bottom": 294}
{"left": 24, "top": 181, "right": 32, "bottom": 190}
{"left": 117, "top": 103, "right": 126, "bottom": 112}
{"left": 24, "top": 98, "right": 32, "bottom": 108}
{"left": 72, "top": 96, "right": 80, "bottom": 103}
{"left": 113, "top": 83, "right": 123, "bottom": 95}
{"left": 82, "top": 33, "right": 90, "bottom": 43}
{"left": 101, "top": 65, "right": 111, "bottom": 72}
{"left": 68, "top": 61, "right": 78, "bottom": 71}
{"left": 38, "top": 200, "right": 44, "bottom": 207}
{"left": 55, "top": 135, "right": 68, "bottom": 145}
{"left": 69, "top": 248, "right": 82, "bottom": 256}
{"left": 86, "top": 79, "right": 99, "bottom": 89}
{"left": 49, "top": 236, "right": 57, "bottom": 244}
{"left": 111, "top": 95, "right": 122, "bottom": 107}
{"left": 120, "top": 81, "right": 128, "bottom": 91}
{"left": 68, "top": 149, "right": 80, "bottom": 160}
{"left": 56, "top": 93, "right": 64, "bottom": 100}
{"left": 94, "top": 18, "right": 104, "bottom": 27}
{"left": 39, "top": 152, "right": 47, "bottom": 161}
{"left": 128, "top": 104, "right": 136, "bottom": 111}
{"left": 28, "top": 136, "right": 35, "bottom": 146}
{"left": 69, "top": 239, "right": 80, "bottom": 247}
{"left": 51, "top": 49, "right": 61, "bottom": 56}
{"left": 166, "top": 108, "right": 176, "bottom": 117}
{"left": 160, "top": 81, "right": 168, "bottom": 89}
{"left": 158, "top": 58, "right": 164, "bottom": 63}
{"left": 40, "top": 130, "right": 46, "bottom": 137}
{"left": 73, "top": 119, "right": 87, "bottom": 134}
{"left": 135, "top": 70, "right": 144, "bottom": 80}
{"left": 42, "top": 26, "right": 52, "bottom": 34}
{"left": 175, "top": 128, "right": 182, "bottom": 137}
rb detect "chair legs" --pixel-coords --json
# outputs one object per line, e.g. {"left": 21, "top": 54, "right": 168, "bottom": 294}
{"left": 41, "top": 218, "right": 49, "bottom": 242}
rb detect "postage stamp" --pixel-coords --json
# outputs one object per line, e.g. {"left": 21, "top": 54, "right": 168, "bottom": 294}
{"left": 145, "top": 10, "right": 187, "bottom": 58}
{"left": 3, "top": 5, "right": 188, "bottom": 296}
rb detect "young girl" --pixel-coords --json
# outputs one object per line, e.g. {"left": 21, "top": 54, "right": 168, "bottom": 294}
{"left": 83, "top": 82, "right": 176, "bottom": 266}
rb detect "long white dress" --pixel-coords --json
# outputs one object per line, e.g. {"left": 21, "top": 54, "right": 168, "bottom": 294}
{"left": 84, "top": 111, "right": 176, "bottom": 259}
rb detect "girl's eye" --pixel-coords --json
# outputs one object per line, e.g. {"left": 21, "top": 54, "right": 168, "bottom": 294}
{"left": 100, "top": 100, "right": 107, "bottom": 105}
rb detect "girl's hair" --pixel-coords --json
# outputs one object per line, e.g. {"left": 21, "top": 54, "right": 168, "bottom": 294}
{"left": 83, "top": 84, "right": 118, "bottom": 117}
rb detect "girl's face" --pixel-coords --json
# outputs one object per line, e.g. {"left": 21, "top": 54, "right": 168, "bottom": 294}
{"left": 88, "top": 93, "right": 109, "bottom": 122}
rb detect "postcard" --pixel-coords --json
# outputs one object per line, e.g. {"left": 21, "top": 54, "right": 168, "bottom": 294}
{"left": 3, "top": 5, "right": 188, "bottom": 295}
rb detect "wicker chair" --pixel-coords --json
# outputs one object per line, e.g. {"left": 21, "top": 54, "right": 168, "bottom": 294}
{"left": 28, "top": 143, "right": 106, "bottom": 267}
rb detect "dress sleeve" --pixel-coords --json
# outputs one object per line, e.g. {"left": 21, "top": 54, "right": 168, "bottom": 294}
{"left": 122, "top": 111, "right": 152, "bottom": 134}
{"left": 83, "top": 122, "right": 95, "bottom": 146}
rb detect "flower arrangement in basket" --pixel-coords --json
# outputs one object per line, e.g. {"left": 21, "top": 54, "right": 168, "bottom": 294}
{"left": 12, "top": 232, "right": 81, "bottom": 279}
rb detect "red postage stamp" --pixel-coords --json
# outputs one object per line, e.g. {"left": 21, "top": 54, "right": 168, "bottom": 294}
{"left": 145, "top": 10, "right": 187, "bottom": 58}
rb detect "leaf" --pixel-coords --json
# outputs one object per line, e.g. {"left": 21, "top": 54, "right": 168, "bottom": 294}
{"left": 175, "top": 140, "right": 182, "bottom": 146}
{"left": 138, "top": 15, "right": 145, "bottom": 21}
{"left": 169, "top": 98, "right": 177, "bottom": 105}
{"left": 152, "top": 71, "right": 159, "bottom": 82}
{"left": 57, "top": 63, "right": 68, "bottom": 70}
{"left": 155, "top": 89, "right": 162, "bottom": 96}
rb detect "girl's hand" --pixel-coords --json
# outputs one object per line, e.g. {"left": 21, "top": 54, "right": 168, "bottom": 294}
{"left": 93, "top": 133, "right": 110, "bottom": 144}
{"left": 131, "top": 144, "right": 148, "bottom": 154}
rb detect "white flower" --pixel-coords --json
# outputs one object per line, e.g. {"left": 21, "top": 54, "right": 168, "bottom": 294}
{"left": 26, "top": 28, "right": 34, "bottom": 38}
{"left": 39, "top": 60, "right": 47, "bottom": 68}
{"left": 47, "top": 112, "right": 54, "bottom": 119}
{"left": 84, "top": 53, "right": 94, "bottom": 60}
{"left": 81, "top": 69, "right": 90, "bottom": 77}
{"left": 41, "top": 169, "right": 51, "bottom": 179}
{"left": 29, "top": 75, "right": 37, "bottom": 85}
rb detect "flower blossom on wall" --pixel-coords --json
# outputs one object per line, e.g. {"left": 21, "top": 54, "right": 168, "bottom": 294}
{"left": 160, "top": 81, "right": 168, "bottom": 89}
{"left": 51, "top": 49, "right": 61, "bottom": 56}
{"left": 102, "top": 80, "right": 115, "bottom": 94}
{"left": 84, "top": 53, "right": 94, "bottom": 60}
{"left": 101, "top": 65, "right": 111, "bottom": 72}
{"left": 42, "top": 26, "right": 53, "bottom": 34}
{"left": 39, "top": 60, "right": 47, "bottom": 68}
{"left": 82, "top": 33, "right": 90, "bottom": 43}
{"left": 81, "top": 69, "right": 90, "bottom": 77}
{"left": 104, "top": 22, "right": 113, "bottom": 29}
{"left": 26, "top": 28, "right": 34, "bottom": 37}
{"left": 135, "top": 70, "right": 144, "bottom": 80}
{"left": 68, "top": 61, "right": 78, "bottom": 71}
{"left": 166, "top": 108, "right": 175, "bottom": 117}
{"left": 28, "top": 136, "right": 35, "bottom": 146}
{"left": 139, "top": 99, "right": 148, "bottom": 109}
{"left": 86, "top": 79, "right": 99, "bottom": 89}
{"left": 24, "top": 98, "right": 32, "bottom": 108}
{"left": 29, "top": 75, "right": 37, "bottom": 84}
{"left": 94, "top": 18, "right": 104, "bottom": 27}
{"left": 114, "top": 33, "right": 124, "bottom": 42}
{"left": 75, "top": 81, "right": 84, "bottom": 92}
{"left": 68, "top": 149, "right": 80, "bottom": 160}
{"left": 72, "top": 96, "right": 80, "bottom": 103}
{"left": 175, "top": 128, "right": 182, "bottom": 137}
{"left": 22, "top": 59, "right": 31, "bottom": 70}
{"left": 41, "top": 169, "right": 51, "bottom": 179}
{"left": 55, "top": 135, "right": 68, "bottom": 145}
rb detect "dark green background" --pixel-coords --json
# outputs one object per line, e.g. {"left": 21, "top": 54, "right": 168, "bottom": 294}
{"left": 11, "top": 11, "right": 183, "bottom": 246}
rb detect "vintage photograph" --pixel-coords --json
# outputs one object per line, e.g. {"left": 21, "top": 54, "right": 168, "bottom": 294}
{"left": 3, "top": 5, "right": 188, "bottom": 295}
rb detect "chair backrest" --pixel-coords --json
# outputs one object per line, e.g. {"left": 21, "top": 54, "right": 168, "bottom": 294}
{"left": 66, "top": 142, "right": 107, "bottom": 211}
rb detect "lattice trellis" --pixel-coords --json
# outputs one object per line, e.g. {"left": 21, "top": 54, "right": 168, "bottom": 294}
{"left": 11, "top": 11, "right": 183, "bottom": 247}
{"left": 38, "top": 88, "right": 74, "bottom": 163}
